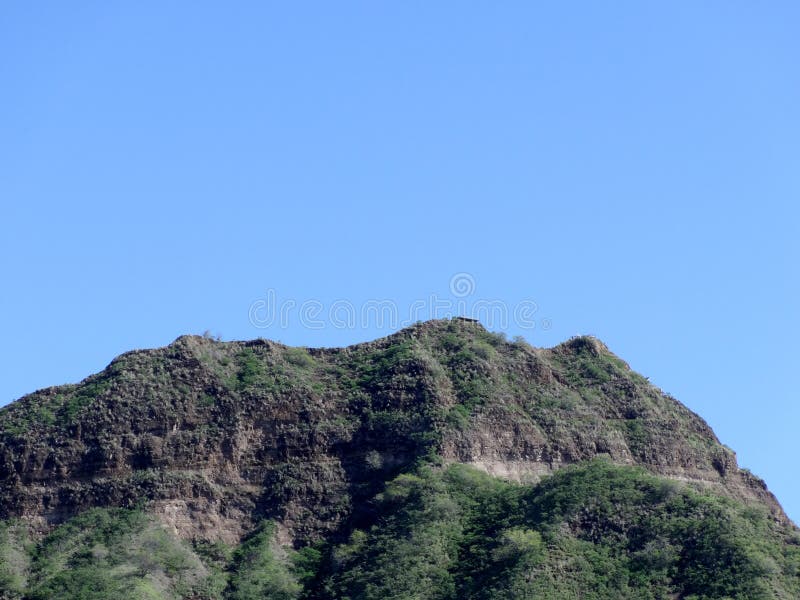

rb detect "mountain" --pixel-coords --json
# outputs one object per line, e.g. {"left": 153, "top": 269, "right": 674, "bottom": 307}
{"left": 1, "top": 319, "right": 798, "bottom": 599}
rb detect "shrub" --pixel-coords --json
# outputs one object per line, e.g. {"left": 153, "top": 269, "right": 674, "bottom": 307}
{"left": 227, "top": 521, "right": 301, "bottom": 600}
{"left": 28, "top": 508, "right": 212, "bottom": 600}
{"left": 285, "top": 347, "right": 315, "bottom": 369}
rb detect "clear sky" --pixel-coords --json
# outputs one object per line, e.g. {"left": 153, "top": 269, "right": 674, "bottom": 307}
{"left": 2, "top": 3, "right": 798, "bottom": 520}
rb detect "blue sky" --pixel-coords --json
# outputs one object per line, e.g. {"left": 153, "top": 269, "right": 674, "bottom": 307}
{"left": 2, "top": 3, "right": 798, "bottom": 520}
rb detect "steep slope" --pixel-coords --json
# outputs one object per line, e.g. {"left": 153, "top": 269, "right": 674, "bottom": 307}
{"left": 0, "top": 319, "right": 796, "bottom": 598}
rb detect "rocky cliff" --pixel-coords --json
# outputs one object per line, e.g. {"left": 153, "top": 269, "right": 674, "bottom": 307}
{"left": 0, "top": 319, "right": 796, "bottom": 599}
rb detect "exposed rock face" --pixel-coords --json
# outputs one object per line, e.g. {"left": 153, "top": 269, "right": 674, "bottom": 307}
{"left": 0, "top": 319, "right": 788, "bottom": 546}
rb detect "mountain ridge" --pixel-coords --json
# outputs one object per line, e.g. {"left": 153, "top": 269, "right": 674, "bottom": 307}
{"left": 1, "top": 318, "right": 797, "bottom": 598}
{"left": 0, "top": 319, "right": 787, "bottom": 538}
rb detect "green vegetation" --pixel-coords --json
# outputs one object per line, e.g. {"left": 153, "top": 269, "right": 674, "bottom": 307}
{"left": 434, "top": 324, "right": 495, "bottom": 411}
{"left": 234, "top": 349, "right": 265, "bottom": 390}
{"left": 227, "top": 522, "right": 301, "bottom": 600}
{"left": 200, "top": 393, "right": 217, "bottom": 407}
{"left": 0, "top": 374, "right": 114, "bottom": 436}
{"left": 227, "top": 346, "right": 322, "bottom": 396}
{"left": 315, "top": 460, "right": 800, "bottom": 599}
{"left": 59, "top": 378, "right": 111, "bottom": 423}
{"left": 0, "top": 513, "right": 318, "bottom": 600}
{"left": 0, "top": 521, "right": 31, "bottom": 598}
{"left": 285, "top": 347, "right": 315, "bottom": 369}
{"left": 2, "top": 455, "right": 799, "bottom": 599}
{"left": 445, "top": 403, "right": 471, "bottom": 430}
{"left": 355, "top": 340, "right": 416, "bottom": 390}
{"left": 24, "top": 508, "right": 216, "bottom": 600}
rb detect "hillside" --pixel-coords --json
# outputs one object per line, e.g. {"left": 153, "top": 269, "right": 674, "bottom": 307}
{"left": 1, "top": 319, "right": 797, "bottom": 598}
